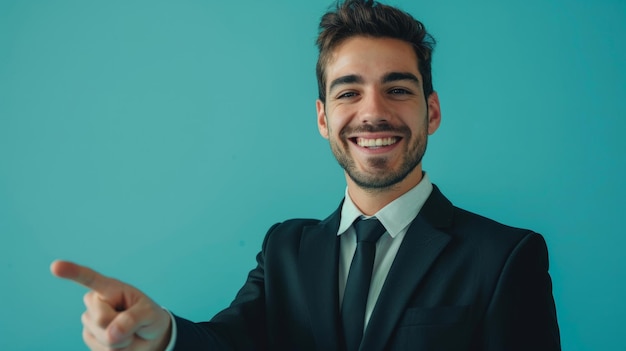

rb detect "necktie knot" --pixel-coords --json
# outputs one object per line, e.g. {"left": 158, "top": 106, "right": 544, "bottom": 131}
{"left": 354, "top": 217, "right": 386, "bottom": 243}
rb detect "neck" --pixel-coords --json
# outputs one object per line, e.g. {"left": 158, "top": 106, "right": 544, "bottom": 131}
{"left": 346, "top": 166, "right": 424, "bottom": 216}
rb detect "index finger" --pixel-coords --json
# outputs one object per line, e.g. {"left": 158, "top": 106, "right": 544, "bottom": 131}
{"left": 50, "top": 260, "right": 113, "bottom": 294}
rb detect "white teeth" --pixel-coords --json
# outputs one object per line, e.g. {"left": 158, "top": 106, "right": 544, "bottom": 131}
{"left": 356, "top": 137, "right": 399, "bottom": 148}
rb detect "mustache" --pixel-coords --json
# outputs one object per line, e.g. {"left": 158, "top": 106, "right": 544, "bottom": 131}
{"left": 340, "top": 123, "right": 411, "bottom": 136}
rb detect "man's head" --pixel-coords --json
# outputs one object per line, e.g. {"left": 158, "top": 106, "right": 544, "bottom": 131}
{"left": 316, "top": 0, "right": 436, "bottom": 103}
{"left": 315, "top": 1, "right": 441, "bottom": 198}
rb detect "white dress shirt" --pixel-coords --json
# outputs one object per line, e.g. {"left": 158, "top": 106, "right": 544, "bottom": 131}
{"left": 337, "top": 173, "right": 433, "bottom": 331}
{"left": 165, "top": 174, "right": 433, "bottom": 349}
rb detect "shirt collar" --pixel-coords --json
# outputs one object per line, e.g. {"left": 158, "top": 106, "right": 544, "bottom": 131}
{"left": 338, "top": 173, "right": 433, "bottom": 238}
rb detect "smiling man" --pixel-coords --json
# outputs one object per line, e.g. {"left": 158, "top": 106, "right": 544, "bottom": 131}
{"left": 51, "top": 1, "right": 560, "bottom": 350}
{"left": 317, "top": 35, "right": 439, "bottom": 215}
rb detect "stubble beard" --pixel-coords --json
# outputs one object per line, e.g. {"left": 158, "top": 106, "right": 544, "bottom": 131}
{"left": 329, "top": 122, "right": 428, "bottom": 193}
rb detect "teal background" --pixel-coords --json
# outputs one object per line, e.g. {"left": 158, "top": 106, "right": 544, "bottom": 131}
{"left": 1, "top": 0, "right": 624, "bottom": 350}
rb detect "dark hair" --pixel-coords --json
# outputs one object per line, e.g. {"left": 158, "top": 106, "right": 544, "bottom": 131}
{"left": 316, "top": 0, "right": 436, "bottom": 102}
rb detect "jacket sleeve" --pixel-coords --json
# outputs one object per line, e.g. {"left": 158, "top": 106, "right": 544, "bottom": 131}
{"left": 479, "top": 232, "right": 561, "bottom": 351}
{"left": 171, "top": 223, "right": 282, "bottom": 351}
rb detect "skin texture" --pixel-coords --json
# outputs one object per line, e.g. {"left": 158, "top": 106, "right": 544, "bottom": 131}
{"left": 316, "top": 36, "right": 440, "bottom": 215}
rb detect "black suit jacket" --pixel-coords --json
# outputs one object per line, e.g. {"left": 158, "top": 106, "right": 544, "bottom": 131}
{"left": 173, "top": 185, "right": 560, "bottom": 350}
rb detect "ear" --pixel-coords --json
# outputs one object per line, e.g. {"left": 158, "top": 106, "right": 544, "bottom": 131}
{"left": 316, "top": 99, "right": 329, "bottom": 139}
{"left": 426, "top": 92, "right": 441, "bottom": 135}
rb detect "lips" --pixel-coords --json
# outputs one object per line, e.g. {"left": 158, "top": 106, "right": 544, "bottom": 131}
{"left": 353, "top": 137, "right": 400, "bottom": 148}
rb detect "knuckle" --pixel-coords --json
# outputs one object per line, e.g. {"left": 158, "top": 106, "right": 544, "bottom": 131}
{"left": 83, "top": 291, "right": 99, "bottom": 308}
{"left": 93, "top": 312, "right": 111, "bottom": 328}
{"left": 81, "top": 311, "right": 90, "bottom": 326}
{"left": 84, "top": 306, "right": 112, "bottom": 329}
{"left": 82, "top": 327, "right": 98, "bottom": 349}
{"left": 82, "top": 291, "right": 92, "bottom": 306}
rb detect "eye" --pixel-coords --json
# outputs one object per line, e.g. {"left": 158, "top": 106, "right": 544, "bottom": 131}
{"left": 337, "top": 91, "right": 358, "bottom": 99}
{"left": 388, "top": 88, "right": 412, "bottom": 95}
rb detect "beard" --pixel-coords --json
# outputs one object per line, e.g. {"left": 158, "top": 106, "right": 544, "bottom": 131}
{"left": 329, "top": 120, "right": 428, "bottom": 192}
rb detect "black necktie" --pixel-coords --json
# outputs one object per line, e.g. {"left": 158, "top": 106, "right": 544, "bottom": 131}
{"left": 341, "top": 217, "right": 386, "bottom": 351}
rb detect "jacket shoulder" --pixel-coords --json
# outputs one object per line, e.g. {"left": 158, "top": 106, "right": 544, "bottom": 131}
{"left": 453, "top": 207, "right": 533, "bottom": 235}
{"left": 267, "top": 218, "right": 322, "bottom": 237}
{"left": 260, "top": 218, "right": 323, "bottom": 248}
{"left": 449, "top": 206, "right": 546, "bottom": 255}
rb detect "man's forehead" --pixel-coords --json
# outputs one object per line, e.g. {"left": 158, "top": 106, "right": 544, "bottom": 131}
{"left": 325, "top": 36, "right": 421, "bottom": 79}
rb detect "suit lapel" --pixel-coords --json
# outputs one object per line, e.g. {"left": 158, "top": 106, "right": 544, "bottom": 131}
{"left": 360, "top": 185, "right": 454, "bottom": 351}
{"left": 299, "top": 206, "right": 343, "bottom": 351}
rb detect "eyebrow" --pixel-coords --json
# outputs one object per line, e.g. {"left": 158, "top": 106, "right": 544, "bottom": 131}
{"left": 328, "top": 72, "right": 421, "bottom": 93}
{"left": 328, "top": 74, "right": 363, "bottom": 93}
{"left": 382, "top": 72, "right": 420, "bottom": 85}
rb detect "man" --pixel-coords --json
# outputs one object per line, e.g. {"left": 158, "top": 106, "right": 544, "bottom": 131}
{"left": 51, "top": 0, "right": 561, "bottom": 350}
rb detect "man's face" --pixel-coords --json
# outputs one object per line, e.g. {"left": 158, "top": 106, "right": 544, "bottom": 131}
{"left": 316, "top": 36, "right": 441, "bottom": 191}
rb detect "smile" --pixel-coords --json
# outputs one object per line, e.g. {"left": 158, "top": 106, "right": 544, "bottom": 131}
{"left": 354, "top": 137, "right": 400, "bottom": 148}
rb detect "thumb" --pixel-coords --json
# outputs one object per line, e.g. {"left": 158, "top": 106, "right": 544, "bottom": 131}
{"left": 106, "top": 299, "right": 170, "bottom": 343}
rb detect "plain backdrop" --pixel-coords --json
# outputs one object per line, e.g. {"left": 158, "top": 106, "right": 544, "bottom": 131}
{"left": 1, "top": 0, "right": 624, "bottom": 350}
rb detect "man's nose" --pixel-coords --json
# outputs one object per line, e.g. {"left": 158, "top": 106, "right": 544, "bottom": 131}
{"left": 358, "top": 91, "right": 389, "bottom": 124}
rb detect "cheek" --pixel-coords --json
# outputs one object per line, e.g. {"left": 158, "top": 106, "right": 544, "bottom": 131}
{"left": 405, "top": 107, "right": 429, "bottom": 129}
{"left": 328, "top": 119, "right": 341, "bottom": 134}
{"left": 327, "top": 107, "right": 352, "bottom": 134}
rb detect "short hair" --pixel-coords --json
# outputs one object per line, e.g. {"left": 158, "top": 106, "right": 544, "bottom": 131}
{"left": 316, "top": 0, "right": 436, "bottom": 102}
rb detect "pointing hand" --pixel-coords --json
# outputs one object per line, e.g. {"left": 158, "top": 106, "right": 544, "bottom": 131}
{"left": 50, "top": 260, "right": 172, "bottom": 351}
